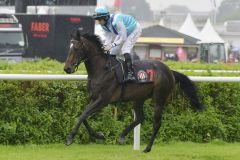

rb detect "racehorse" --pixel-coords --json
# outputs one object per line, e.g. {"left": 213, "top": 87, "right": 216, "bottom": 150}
{"left": 64, "top": 29, "right": 204, "bottom": 153}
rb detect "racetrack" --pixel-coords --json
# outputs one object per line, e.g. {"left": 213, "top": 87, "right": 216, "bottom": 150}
{"left": 1, "top": 142, "right": 240, "bottom": 160}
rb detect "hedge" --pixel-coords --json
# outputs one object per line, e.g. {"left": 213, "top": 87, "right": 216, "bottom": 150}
{"left": 0, "top": 59, "right": 240, "bottom": 76}
{"left": 0, "top": 59, "right": 240, "bottom": 145}
{"left": 0, "top": 81, "right": 240, "bottom": 145}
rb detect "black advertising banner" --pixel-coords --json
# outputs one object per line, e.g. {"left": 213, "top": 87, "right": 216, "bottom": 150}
{"left": 15, "top": 14, "right": 94, "bottom": 61}
{"left": 55, "top": 15, "right": 95, "bottom": 61}
{"left": 5, "top": 0, "right": 97, "bottom": 6}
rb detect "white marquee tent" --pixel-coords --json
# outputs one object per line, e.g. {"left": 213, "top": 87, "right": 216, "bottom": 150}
{"left": 199, "top": 18, "right": 224, "bottom": 43}
{"left": 198, "top": 19, "right": 227, "bottom": 63}
{"left": 179, "top": 13, "right": 200, "bottom": 39}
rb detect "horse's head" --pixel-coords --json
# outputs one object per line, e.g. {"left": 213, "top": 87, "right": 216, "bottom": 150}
{"left": 64, "top": 29, "right": 106, "bottom": 74}
{"left": 64, "top": 29, "right": 88, "bottom": 74}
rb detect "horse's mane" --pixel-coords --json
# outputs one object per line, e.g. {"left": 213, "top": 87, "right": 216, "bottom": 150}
{"left": 73, "top": 29, "right": 105, "bottom": 54}
{"left": 82, "top": 33, "right": 105, "bottom": 53}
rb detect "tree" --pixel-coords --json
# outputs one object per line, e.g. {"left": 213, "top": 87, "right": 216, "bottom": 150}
{"left": 15, "top": 0, "right": 28, "bottom": 13}
{"left": 121, "top": 0, "right": 153, "bottom": 21}
{"left": 217, "top": 0, "right": 240, "bottom": 22}
{"left": 164, "top": 5, "right": 190, "bottom": 14}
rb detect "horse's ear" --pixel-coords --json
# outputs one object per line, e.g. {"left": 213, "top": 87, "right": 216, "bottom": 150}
{"left": 70, "top": 28, "right": 83, "bottom": 40}
{"left": 76, "top": 29, "right": 81, "bottom": 38}
{"left": 76, "top": 27, "right": 84, "bottom": 38}
{"left": 70, "top": 29, "right": 78, "bottom": 39}
{"left": 70, "top": 30, "right": 74, "bottom": 38}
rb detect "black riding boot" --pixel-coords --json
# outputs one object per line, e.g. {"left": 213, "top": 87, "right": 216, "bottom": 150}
{"left": 124, "top": 53, "right": 136, "bottom": 81}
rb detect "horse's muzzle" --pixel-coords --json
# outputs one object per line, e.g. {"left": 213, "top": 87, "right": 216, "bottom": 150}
{"left": 64, "top": 67, "right": 72, "bottom": 74}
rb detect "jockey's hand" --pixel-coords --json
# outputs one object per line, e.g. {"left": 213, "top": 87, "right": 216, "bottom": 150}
{"left": 103, "top": 44, "right": 112, "bottom": 52}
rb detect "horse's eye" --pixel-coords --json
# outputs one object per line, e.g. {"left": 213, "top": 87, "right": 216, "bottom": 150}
{"left": 76, "top": 43, "right": 81, "bottom": 48}
{"left": 70, "top": 40, "right": 83, "bottom": 50}
{"left": 72, "top": 45, "right": 79, "bottom": 51}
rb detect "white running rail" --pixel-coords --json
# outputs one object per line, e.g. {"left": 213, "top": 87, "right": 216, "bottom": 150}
{"left": 0, "top": 74, "right": 239, "bottom": 82}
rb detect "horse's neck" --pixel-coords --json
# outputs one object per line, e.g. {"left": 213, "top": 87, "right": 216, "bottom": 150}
{"left": 84, "top": 54, "right": 107, "bottom": 78}
{"left": 82, "top": 37, "right": 107, "bottom": 78}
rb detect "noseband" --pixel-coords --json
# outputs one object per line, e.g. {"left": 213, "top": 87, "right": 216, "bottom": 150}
{"left": 70, "top": 39, "right": 88, "bottom": 71}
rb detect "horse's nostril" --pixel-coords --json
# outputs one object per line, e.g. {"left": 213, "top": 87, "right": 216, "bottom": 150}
{"left": 64, "top": 67, "right": 72, "bottom": 74}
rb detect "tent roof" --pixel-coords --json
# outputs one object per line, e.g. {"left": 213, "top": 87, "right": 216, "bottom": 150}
{"left": 179, "top": 13, "right": 200, "bottom": 39}
{"left": 199, "top": 19, "right": 224, "bottom": 43}
{"left": 139, "top": 25, "right": 199, "bottom": 45}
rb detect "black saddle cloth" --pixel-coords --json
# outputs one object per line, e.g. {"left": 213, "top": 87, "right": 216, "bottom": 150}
{"left": 107, "top": 56, "right": 155, "bottom": 84}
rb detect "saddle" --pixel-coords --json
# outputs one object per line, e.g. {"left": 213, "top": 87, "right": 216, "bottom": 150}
{"left": 106, "top": 55, "right": 155, "bottom": 84}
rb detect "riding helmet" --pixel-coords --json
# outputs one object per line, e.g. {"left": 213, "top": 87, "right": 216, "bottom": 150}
{"left": 92, "top": 7, "right": 110, "bottom": 20}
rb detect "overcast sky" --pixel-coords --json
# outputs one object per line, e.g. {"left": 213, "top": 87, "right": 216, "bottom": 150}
{"left": 98, "top": 0, "right": 224, "bottom": 12}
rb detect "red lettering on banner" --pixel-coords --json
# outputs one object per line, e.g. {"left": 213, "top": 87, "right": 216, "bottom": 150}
{"left": 147, "top": 69, "right": 154, "bottom": 81}
{"left": 32, "top": 33, "right": 48, "bottom": 38}
{"left": 31, "top": 22, "right": 50, "bottom": 32}
{"left": 70, "top": 17, "right": 81, "bottom": 23}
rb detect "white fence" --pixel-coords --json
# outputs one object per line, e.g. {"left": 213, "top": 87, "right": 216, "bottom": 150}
{"left": 0, "top": 74, "right": 239, "bottom": 82}
{"left": 0, "top": 74, "right": 88, "bottom": 80}
{"left": 178, "top": 69, "right": 240, "bottom": 73}
{"left": 0, "top": 74, "right": 239, "bottom": 150}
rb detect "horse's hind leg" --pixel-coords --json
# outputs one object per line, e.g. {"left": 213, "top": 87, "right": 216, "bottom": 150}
{"left": 118, "top": 100, "right": 145, "bottom": 144}
{"left": 66, "top": 97, "right": 107, "bottom": 145}
{"left": 83, "top": 120, "right": 105, "bottom": 139}
{"left": 144, "top": 88, "right": 171, "bottom": 153}
{"left": 143, "top": 102, "right": 163, "bottom": 153}
{"left": 82, "top": 99, "right": 105, "bottom": 139}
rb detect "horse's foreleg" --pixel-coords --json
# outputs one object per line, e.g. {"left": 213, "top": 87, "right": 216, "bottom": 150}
{"left": 83, "top": 120, "right": 105, "bottom": 139}
{"left": 118, "top": 100, "right": 144, "bottom": 144}
{"left": 66, "top": 97, "right": 107, "bottom": 146}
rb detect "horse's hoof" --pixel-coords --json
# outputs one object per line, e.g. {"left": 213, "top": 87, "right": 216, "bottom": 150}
{"left": 95, "top": 132, "right": 105, "bottom": 139}
{"left": 66, "top": 135, "right": 74, "bottom": 146}
{"left": 118, "top": 137, "right": 125, "bottom": 145}
{"left": 143, "top": 146, "right": 151, "bottom": 153}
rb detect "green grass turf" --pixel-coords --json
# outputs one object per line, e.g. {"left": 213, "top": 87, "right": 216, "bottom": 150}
{"left": 0, "top": 142, "right": 240, "bottom": 160}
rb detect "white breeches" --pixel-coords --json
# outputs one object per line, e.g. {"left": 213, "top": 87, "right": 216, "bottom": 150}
{"left": 110, "top": 23, "right": 142, "bottom": 56}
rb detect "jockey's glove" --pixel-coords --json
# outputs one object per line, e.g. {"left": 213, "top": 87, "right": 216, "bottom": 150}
{"left": 104, "top": 43, "right": 117, "bottom": 52}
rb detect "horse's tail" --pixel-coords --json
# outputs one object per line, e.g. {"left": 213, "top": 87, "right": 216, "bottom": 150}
{"left": 171, "top": 70, "right": 205, "bottom": 111}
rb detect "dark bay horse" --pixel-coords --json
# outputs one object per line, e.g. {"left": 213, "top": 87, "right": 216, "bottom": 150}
{"left": 64, "top": 30, "right": 204, "bottom": 153}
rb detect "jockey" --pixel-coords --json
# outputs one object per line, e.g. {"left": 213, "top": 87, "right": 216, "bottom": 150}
{"left": 92, "top": 6, "right": 142, "bottom": 81}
